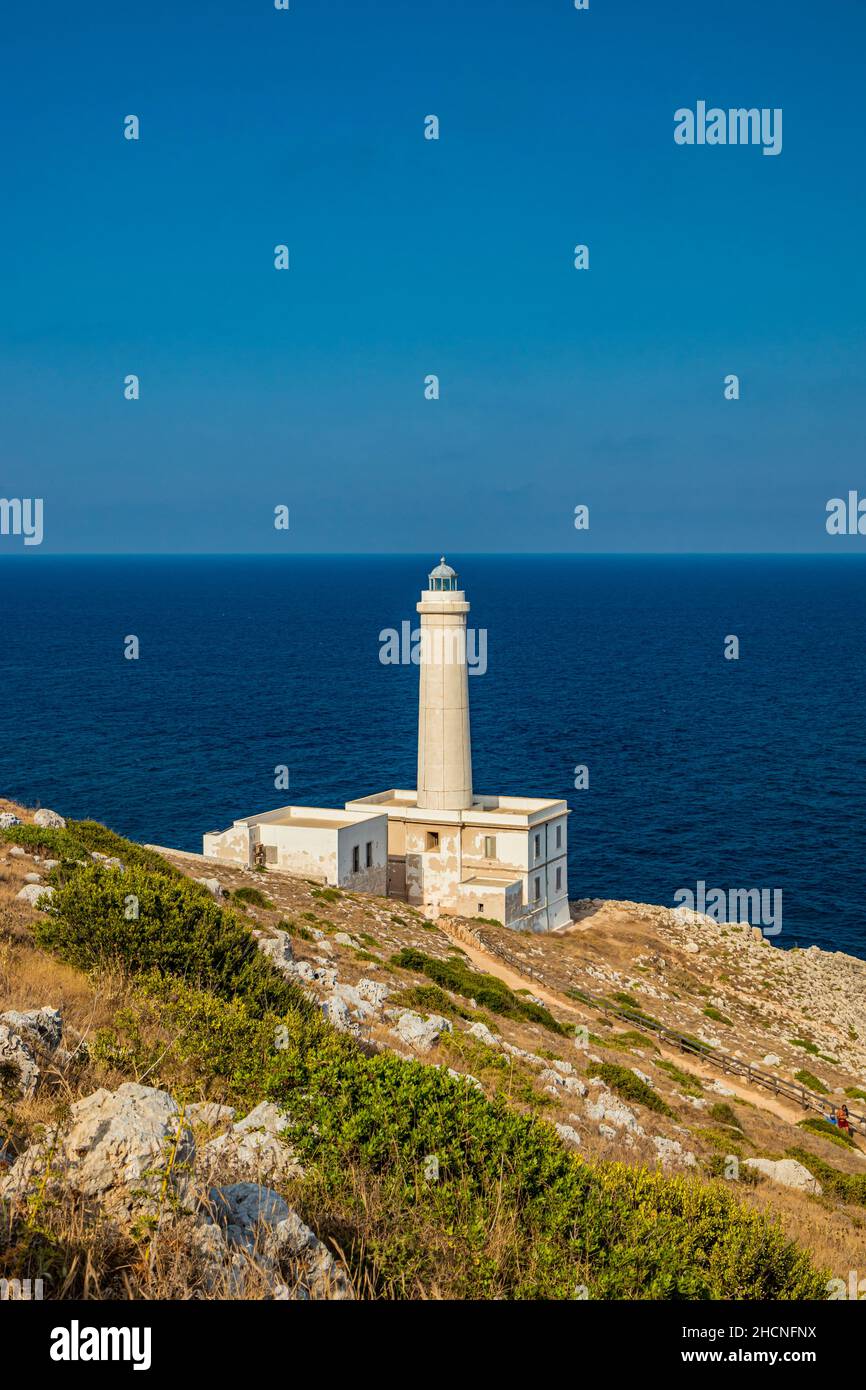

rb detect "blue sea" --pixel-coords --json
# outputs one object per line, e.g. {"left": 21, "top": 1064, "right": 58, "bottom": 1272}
{"left": 1, "top": 555, "right": 864, "bottom": 957}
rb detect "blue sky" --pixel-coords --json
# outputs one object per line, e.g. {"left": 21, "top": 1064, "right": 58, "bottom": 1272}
{"left": 2, "top": 0, "right": 864, "bottom": 553}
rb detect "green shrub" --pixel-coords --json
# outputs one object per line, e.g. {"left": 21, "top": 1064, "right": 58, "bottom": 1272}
{"left": 656, "top": 1060, "right": 703, "bottom": 1096}
{"left": 703, "top": 1006, "right": 733, "bottom": 1026}
{"left": 34, "top": 865, "right": 312, "bottom": 1021}
{"left": 844, "top": 1087, "right": 866, "bottom": 1102}
{"left": 278, "top": 919, "right": 314, "bottom": 942}
{"left": 232, "top": 886, "right": 273, "bottom": 909}
{"left": 586, "top": 1062, "right": 673, "bottom": 1117}
{"left": 67, "top": 820, "right": 181, "bottom": 876}
{"left": 707, "top": 1102, "right": 742, "bottom": 1130}
{"left": 605, "top": 1029, "right": 660, "bottom": 1053}
{"left": 1, "top": 824, "right": 89, "bottom": 860}
{"left": 389, "top": 948, "right": 568, "bottom": 1034}
{"left": 311, "top": 887, "right": 341, "bottom": 904}
{"left": 794, "top": 1069, "right": 829, "bottom": 1095}
{"left": 797, "top": 1117, "right": 857, "bottom": 1150}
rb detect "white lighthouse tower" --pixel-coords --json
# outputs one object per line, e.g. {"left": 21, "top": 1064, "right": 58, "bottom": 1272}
{"left": 206, "top": 557, "right": 572, "bottom": 931}
{"left": 416, "top": 558, "right": 473, "bottom": 812}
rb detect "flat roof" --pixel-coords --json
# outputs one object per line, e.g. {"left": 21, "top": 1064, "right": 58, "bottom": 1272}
{"left": 267, "top": 816, "right": 353, "bottom": 831}
{"left": 239, "top": 805, "right": 384, "bottom": 831}
{"left": 460, "top": 871, "right": 523, "bottom": 888}
{"left": 346, "top": 788, "right": 568, "bottom": 825}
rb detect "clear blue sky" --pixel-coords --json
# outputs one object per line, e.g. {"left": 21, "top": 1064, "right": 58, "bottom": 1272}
{"left": 2, "top": 0, "right": 864, "bottom": 553}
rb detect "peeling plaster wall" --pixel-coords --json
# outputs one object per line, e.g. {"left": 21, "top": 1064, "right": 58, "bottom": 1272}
{"left": 203, "top": 825, "right": 252, "bottom": 866}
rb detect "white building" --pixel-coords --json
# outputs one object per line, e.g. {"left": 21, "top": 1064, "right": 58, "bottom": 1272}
{"left": 203, "top": 806, "right": 388, "bottom": 894}
{"left": 203, "top": 559, "right": 571, "bottom": 930}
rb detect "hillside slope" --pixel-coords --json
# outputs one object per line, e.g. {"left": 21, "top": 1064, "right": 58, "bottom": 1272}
{"left": 2, "top": 795, "right": 863, "bottom": 1299}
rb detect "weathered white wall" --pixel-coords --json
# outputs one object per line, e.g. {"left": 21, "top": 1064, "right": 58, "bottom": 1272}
{"left": 336, "top": 820, "right": 388, "bottom": 895}
{"left": 203, "top": 824, "right": 252, "bottom": 866}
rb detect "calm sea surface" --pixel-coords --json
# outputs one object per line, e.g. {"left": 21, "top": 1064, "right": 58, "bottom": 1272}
{"left": 1, "top": 555, "right": 864, "bottom": 956}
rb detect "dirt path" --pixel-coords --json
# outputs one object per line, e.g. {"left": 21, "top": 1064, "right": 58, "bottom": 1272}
{"left": 438, "top": 918, "right": 840, "bottom": 1134}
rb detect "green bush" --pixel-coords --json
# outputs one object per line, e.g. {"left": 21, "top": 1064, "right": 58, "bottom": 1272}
{"left": 707, "top": 1102, "right": 742, "bottom": 1130}
{"left": 703, "top": 1006, "right": 733, "bottom": 1026}
{"left": 232, "top": 886, "right": 273, "bottom": 909}
{"left": 389, "top": 948, "right": 568, "bottom": 1034}
{"left": 797, "top": 1117, "right": 857, "bottom": 1150}
{"left": 67, "top": 820, "right": 181, "bottom": 877}
{"left": 656, "top": 1059, "right": 703, "bottom": 1096}
{"left": 586, "top": 1062, "right": 673, "bottom": 1116}
{"left": 34, "top": 865, "right": 313, "bottom": 1021}
{"left": 1, "top": 824, "right": 89, "bottom": 860}
{"left": 794, "top": 1069, "right": 829, "bottom": 1095}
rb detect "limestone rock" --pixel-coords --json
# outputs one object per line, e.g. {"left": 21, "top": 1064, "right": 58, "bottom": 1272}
{"left": 196, "top": 877, "right": 226, "bottom": 900}
{"left": 390, "top": 1010, "right": 452, "bottom": 1053}
{"left": 0, "top": 1007, "right": 63, "bottom": 1054}
{"left": 356, "top": 978, "right": 391, "bottom": 1007}
{"left": 196, "top": 1183, "right": 352, "bottom": 1299}
{"left": 0, "top": 1083, "right": 194, "bottom": 1215}
{"left": 467, "top": 1021, "right": 499, "bottom": 1048}
{"left": 652, "top": 1136, "right": 697, "bottom": 1168}
{"left": 0, "top": 1024, "right": 40, "bottom": 1096}
{"left": 585, "top": 1086, "right": 645, "bottom": 1135}
{"left": 33, "top": 809, "right": 66, "bottom": 829}
{"left": 555, "top": 1122, "right": 582, "bottom": 1148}
{"left": 15, "top": 883, "right": 55, "bottom": 908}
{"left": 763, "top": 1053, "right": 782, "bottom": 1067}
{"left": 201, "top": 1101, "right": 301, "bottom": 1182}
{"left": 257, "top": 931, "right": 294, "bottom": 974}
{"left": 743, "top": 1158, "right": 822, "bottom": 1195}
{"left": 321, "top": 996, "right": 355, "bottom": 1033}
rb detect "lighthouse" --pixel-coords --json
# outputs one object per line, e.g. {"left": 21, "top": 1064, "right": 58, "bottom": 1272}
{"left": 416, "top": 558, "right": 473, "bottom": 812}
{"left": 206, "top": 557, "right": 572, "bottom": 930}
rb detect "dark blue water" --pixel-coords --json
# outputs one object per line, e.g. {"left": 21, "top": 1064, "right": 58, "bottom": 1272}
{"left": 1, "top": 555, "right": 864, "bottom": 956}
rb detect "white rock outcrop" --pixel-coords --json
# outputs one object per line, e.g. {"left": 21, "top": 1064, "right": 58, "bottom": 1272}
{"left": 1, "top": 1083, "right": 195, "bottom": 1215}
{"left": 389, "top": 1010, "right": 452, "bottom": 1053}
{"left": 33, "top": 809, "right": 66, "bottom": 829}
{"left": 743, "top": 1158, "right": 822, "bottom": 1195}
{"left": 15, "top": 883, "right": 55, "bottom": 908}
{"left": 201, "top": 1101, "right": 301, "bottom": 1182}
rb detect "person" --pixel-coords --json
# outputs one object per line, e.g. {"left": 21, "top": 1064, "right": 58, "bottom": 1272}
{"left": 826, "top": 1109, "right": 838, "bottom": 1125}
{"left": 837, "top": 1104, "right": 851, "bottom": 1137}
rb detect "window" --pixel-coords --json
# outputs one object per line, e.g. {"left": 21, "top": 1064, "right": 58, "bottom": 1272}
{"left": 534, "top": 833, "right": 541, "bottom": 858}
{"left": 555, "top": 867, "right": 562, "bottom": 892}
{"left": 477, "top": 903, "right": 484, "bottom": 914}
{"left": 483, "top": 835, "right": 496, "bottom": 858}
{"left": 264, "top": 845, "right": 278, "bottom": 865}
{"left": 426, "top": 831, "right": 439, "bottom": 851}
{"left": 534, "top": 876, "right": 541, "bottom": 901}
{"left": 556, "top": 825, "right": 562, "bottom": 849}
{"left": 365, "top": 841, "right": 373, "bottom": 868}
{"left": 352, "top": 845, "right": 360, "bottom": 873}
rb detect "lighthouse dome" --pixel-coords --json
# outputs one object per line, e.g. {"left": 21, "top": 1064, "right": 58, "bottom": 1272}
{"left": 428, "top": 557, "right": 458, "bottom": 591}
